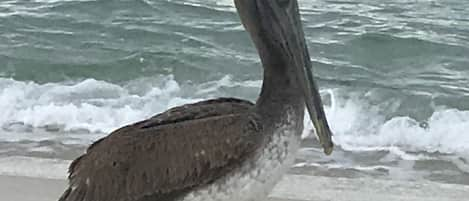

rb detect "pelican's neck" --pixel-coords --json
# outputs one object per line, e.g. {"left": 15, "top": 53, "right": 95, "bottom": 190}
{"left": 255, "top": 57, "right": 305, "bottom": 123}
{"left": 249, "top": 23, "right": 305, "bottom": 123}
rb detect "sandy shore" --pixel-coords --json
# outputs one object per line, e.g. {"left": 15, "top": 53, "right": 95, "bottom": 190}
{"left": 271, "top": 175, "right": 469, "bottom": 201}
{"left": 0, "top": 175, "right": 66, "bottom": 201}
{"left": 1, "top": 174, "right": 468, "bottom": 201}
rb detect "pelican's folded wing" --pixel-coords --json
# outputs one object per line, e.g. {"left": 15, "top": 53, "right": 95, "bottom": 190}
{"left": 59, "top": 98, "right": 263, "bottom": 201}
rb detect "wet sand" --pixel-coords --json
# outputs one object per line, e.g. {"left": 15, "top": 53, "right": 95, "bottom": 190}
{"left": 0, "top": 175, "right": 66, "bottom": 201}
{"left": 1, "top": 174, "right": 468, "bottom": 201}
{"left": 271, "top": 175, "right": 469, "bottom": 201}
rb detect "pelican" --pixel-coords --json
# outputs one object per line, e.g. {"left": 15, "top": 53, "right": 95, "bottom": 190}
{"left": 59, "top": 0, "right": 334, "bottom": 200}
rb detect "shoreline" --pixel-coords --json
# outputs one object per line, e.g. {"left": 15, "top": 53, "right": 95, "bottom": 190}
{"left": 1, "top": 174, "right": 468, "bottom": 201}
{"left": 0, "top": 175, "right": 66, "bottom": 201}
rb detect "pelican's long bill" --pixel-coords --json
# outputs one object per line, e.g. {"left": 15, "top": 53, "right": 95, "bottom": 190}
{"left": 235, "top": 0, "right": 333, "bottom": 154}
{"left": 283, "top": 1, "right": 334, "bottom": 155}
{"left": 253, "top": 0, "right": 334, "bottom": 155}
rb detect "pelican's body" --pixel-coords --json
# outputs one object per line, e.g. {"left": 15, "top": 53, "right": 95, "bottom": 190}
{"left": 59, "top": 1, "right": 334, "bottom": 201}
{"left": 182, "top": 100, "right": 304, "bottom": 201}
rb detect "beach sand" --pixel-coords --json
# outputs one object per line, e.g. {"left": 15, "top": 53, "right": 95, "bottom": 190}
{"left": 1, "top": 174, "right": 468, "bottom": 201}
{"left": 0, "top": 175, "right": 66, "bottom": 201}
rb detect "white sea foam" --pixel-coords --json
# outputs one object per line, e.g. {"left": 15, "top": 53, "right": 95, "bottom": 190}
{"left": 303, "top": 89, "right": 469, "bottom": 159}
{"left": 0, "top": 76, "right": 195, "bottom": 134}
{"left": 1, "top": 76, "right": 469, "bottom": 159}
{"left": 0, "top": 156, "right": 69, "bottom": 179}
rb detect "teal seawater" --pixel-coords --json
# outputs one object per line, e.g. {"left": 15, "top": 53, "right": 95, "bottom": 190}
{"left": 0, "top": 0, "right": 469, "bottom": 185}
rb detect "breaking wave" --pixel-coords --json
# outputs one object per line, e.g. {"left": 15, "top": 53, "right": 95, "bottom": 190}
{"left": 306, "top": 89, "right": 469, "bottom": 158}
{"left": 1, "top": 75, "right": 469, "bottom": 158}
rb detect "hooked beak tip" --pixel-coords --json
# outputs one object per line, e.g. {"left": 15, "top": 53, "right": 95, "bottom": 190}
{"left": 323, "top": 143, "right": 334, "bottom": 155}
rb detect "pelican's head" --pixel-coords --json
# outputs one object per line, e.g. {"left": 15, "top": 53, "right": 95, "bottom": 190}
{"left": 235, "top": 0, "right": 334, "bottom": 155}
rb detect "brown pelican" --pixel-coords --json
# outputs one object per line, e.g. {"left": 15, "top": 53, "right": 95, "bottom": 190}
{"left": 59, "top": 0, "right": 334, "bottom": 200}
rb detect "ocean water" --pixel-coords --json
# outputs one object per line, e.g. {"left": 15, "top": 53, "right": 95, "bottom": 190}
{"left": 0, "top": 0, "right": 469, "bottom": 187}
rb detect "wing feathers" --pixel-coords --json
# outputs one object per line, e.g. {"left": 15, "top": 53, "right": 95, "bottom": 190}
{"left": 60, "top": 98, "right": 259, "bottom": 201}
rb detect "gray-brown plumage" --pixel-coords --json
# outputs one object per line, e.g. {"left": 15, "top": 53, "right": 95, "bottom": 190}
{"left": 60, "top": 98, "right": 262, "bottom": 201}
{"left": 59, "top": 0, "right": 334, "bottom": 201}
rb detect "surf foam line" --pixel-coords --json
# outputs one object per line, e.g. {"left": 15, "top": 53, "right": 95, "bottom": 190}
{"left": 0, "top": 156, "right": 70, "bottom": 179}
{"left": 1, "top": 76, "right": 469, "bottom": 158}
{"left": 0, "top": 76, "right": 199, "bottom": 134}
{"left": 303, "top": 88, "right": 469, "bottom": 161}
